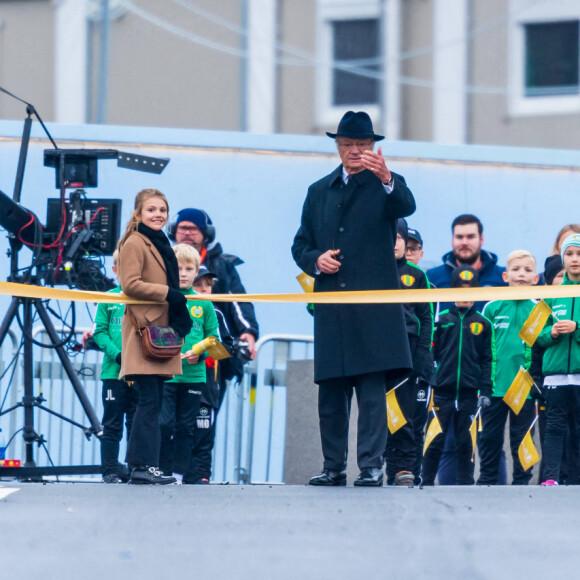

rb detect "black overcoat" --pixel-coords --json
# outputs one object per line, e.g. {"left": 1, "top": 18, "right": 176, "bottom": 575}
{"left": 292, "top": 165, "right": 416, "bottom": 383}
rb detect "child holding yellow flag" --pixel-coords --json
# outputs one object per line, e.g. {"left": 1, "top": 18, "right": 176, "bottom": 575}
{"left": 159, "top": 244, "right": 220, "bottom": 484}
{"left": 477, "top": 250, "right": 539, "bottom": 485}
{"left": 421, "top": 265, "right": 494, "bottom": 486}
{"left": 536, "top": 234, "right": 580, "bottom": 486}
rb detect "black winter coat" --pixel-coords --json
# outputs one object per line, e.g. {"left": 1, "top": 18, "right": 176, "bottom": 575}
{"left": 292, "top": 165, "right": 416, "bottom": 382}
{"left": 203, "top": 242, "right": 259, "bottom": 340}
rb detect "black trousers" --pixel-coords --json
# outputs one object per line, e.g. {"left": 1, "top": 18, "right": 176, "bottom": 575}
{"left": 184, "top": 403, "right": 217, "bottom": 482}
{"left": 385, "top": 377, "right": 418, "bottom": 482}
{"left": 543, "top": 385, "right": 580, "bottom": 483}
{"left": 421, "top": 394, "right": 477, "bottom": 485}
{"left": 159, "top": 382, "right": 203, "bottom": 475}
{"left": 124, "top": 375, "right": 165, "bottom": 468}
{"left": 100, "top": 379, "right": 138, "bottom": 476}
{"left": 477, "top": 397, "right": 535, "bottom": 485}
{"left": 318, "top": 371, "right": 390, "bottom": 471}
{"left": 412, "top": 381, "right": 430, "bottom": 480}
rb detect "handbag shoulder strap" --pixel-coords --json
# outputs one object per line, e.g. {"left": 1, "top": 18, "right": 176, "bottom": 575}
{"left": 126, "top": 306, "right": 142, "bottom": 334}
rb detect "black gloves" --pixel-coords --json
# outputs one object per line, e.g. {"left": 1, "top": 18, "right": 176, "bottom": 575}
{"left": 232, "top": 338, "right": 252, "bottom": 363}
{"left": 115, "top": 353, "right": 122, "bottom": 365}
{"left": 477, "top": 395, "right": 491, "bottom": 409}
{"left": 166, "top": 288, "right": 193, "bottom": 338}
{"left": 166, "top": 288, "right": 187, "bottom": 307}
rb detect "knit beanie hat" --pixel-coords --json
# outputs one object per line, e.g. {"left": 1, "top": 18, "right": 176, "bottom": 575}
{"left": 543, "top": 255, "right": 564, "bottom": 285}
{"left": 561, "top": 233, "right": 580, "bottom": 258}
{"left": 175, "top": 208, "right": 208, "bottom": 232}
{"left": 397, "top": 218, "right": 408, "bottom": 243}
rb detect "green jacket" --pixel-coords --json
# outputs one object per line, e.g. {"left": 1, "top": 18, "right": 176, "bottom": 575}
{"left": 482, "top": 299, "right": 533, "bottom": 397}
{"left": 93, "top": 286, "right": 124, "bottom": 380}
{"left": 537, "top": 276, "right": 580, "bottom": 376}
{"left": 167, "top": 287, "right": 219, "bottom": 384}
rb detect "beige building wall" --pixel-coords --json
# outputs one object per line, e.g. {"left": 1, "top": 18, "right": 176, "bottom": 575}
{"left": 400, "top": 0, "right": 433, "bottom": 142}
{"left": 88, "top": 0, "right": 243, "bottom": 130}
{"left": 0, "top": 1, "right": 55, "bottom": 120}
{"left": 276, "top": 0, "right": 316, "bottom": 135}
{"left": 469, "top": 0, "right": 580, "bottom": 149}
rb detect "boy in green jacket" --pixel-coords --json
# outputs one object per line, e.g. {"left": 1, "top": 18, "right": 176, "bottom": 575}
{"left": 159, "top": 244, "right": 220, "bottom": 483}
{"left": 477, "top": 250, "right": 539, "bottom": 485}
{"left": 93, "top": 250, "right": 138, "bottom": 483}
{"left": 537, "top": 234, "right": 580, "bottom": 485}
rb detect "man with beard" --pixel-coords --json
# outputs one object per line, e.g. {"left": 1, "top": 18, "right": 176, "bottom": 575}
{"left": 427, "top": 214, "right": 506, "bottom": 312}
{"left": 427, "top": 213, "right": 506, "bottom": 484}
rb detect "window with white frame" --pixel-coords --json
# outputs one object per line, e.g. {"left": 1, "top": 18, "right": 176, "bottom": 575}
{"left": 524, "top": 20, "right": 579, "bottom": 97}
{"left": 316, "top": 0, "right": 382, "bottom": 127}
{"left": 331, "top": 18, "right": 380, "bottom": 106}
{"left": 508, "top": 0, "right": 580, "bottom": 116}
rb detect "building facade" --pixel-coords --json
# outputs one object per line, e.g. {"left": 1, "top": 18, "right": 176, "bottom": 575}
{"left": 1, "top": 0, "right": 580, "bottom": 148}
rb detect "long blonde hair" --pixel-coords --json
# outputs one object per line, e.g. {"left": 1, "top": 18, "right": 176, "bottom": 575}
{"left": 552, "top": 224, "right": 580, "bottom": 255}
{"left": 117, "top": 188, "right": 169, "bottom": 251}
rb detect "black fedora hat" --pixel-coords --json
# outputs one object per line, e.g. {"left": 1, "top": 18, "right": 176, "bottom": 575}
{"left": 326, "top": 111, "right": 384, "bottom": 141}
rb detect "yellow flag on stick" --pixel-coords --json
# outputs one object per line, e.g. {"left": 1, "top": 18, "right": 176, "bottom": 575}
{"left": 518, "top": 426, "right": 540, "bottom": 471}
{"left": 296, "top": 273, "right": 315, "bottom": 293}
{"left": 386, "top": 388, "right": 407, "bottom": 434}
{"left": 423, "top": 415, "right": 442, "bottom": 454}
{"left": 518, "top": 300, "right": 552, "bottom": 346}
{"left": 469, "top": 411, "right": 480, "bottom": 462}
{"left": 192, "top": 336, "right": 231, "bottom": 360}
{"left": 503, "top": 368, "right": 533, "bottom": 415}
{"left": 427, "top": 389, "right": 434, "bottom": 412}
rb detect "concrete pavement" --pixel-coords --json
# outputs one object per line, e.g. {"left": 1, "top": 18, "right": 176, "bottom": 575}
{"left": 0, "top": 482, "right": 578, "bottom": 580}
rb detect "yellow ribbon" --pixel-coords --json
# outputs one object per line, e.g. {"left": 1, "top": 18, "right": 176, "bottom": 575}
{"left": 0, "top": 280, "right": 578, "bottom": 305}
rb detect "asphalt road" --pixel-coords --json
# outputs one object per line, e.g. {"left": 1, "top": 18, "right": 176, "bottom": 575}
{"left": 1, "top": 482, "right": 578, "bottom": 580}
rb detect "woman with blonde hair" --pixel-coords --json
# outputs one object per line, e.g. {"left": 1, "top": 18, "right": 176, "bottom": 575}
{"left": 117, "top": 188, "right": 192, "bottom": 485}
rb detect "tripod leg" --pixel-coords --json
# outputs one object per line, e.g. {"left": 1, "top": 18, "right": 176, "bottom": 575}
{"left": 22, "top": 298, "right": 37, "bottom": 469}
{"left": 0, "top": 297, "right": 20, "bottom": 347}
{"left": 34, "top": 301, "right": 103, "bottom": 436}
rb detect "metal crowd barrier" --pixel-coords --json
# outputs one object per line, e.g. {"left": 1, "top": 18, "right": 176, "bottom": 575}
{"left": 0, "top": 327, "right": 314, "bottom": 483}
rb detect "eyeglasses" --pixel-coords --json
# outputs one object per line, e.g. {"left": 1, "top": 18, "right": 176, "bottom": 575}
{"left": 406, "top": 246, "right": 422, "bottom": 254}
{"left": 176, "top": 225, "right": 200, "bottom": 233}
{"left": 336, "top": 140, "right": 374, "bottom": 150}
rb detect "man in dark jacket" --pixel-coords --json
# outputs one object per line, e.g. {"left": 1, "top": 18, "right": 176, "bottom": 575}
{"left": 169, "top": 207, "right": 259, "bottom": 358}
{"left": 292, "top": 111, "right": 416, "bottom": 487}
{"left": 427, "top": 213, "right": 506, "bottom": 312}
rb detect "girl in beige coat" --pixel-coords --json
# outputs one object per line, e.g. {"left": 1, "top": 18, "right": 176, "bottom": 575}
{"left": 117, "top": 189, "right": 192, "bottom": 485}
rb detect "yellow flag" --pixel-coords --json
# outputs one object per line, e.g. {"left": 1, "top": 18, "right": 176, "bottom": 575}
{"left": 296, "top": 273, "right": 315, "bottom": 293}
{"left": 518, "top": 300, "right": 552, "bottom": 346}
{"left": 423, "top": 415, "right": 442, "bottom": 454}
{"left": 427, "top": 389, "right": 434, "bottom": 412}
{"left": 518, "top": 428, "right": 540, "bottom": 471}
{"left": 469, "top": 416, "right": 478, "bottom": 462}
{"left": 192, "top": 336, "right": 231, "bottom": 361}
{"left": 386, "top": 389, "right": 407, "bottom": 434}
{"left": 503, "top": 368, "right": 533, "bottom": 415}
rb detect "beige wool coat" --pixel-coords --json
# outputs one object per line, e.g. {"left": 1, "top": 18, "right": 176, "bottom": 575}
{"left": 118, "top": 231, "right": 183, "bottom": 378}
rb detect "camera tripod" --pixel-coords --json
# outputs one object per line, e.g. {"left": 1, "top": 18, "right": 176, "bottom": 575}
{"left": 0, "top": 284, "right": 104, "bottom": 479}
{"left": 0, "top": 96, "right": 103, "bottom": 480}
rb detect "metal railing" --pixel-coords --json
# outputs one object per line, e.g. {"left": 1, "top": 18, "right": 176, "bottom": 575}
{"left": 0, "top": 328, "right": 314, "bottom": 483}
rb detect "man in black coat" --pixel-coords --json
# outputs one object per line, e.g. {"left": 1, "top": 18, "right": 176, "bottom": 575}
{"left": 292, "top": 111, "right": 416, "bottom": 487}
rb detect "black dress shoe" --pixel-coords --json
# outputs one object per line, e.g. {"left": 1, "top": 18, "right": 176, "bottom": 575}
{"left": 129, "top": 466, "right": 176, "bottom": 485}
{"left": 309, "top": 469, "right": 347, "bottom": 486}
{"left": 353, "top": 467, "right": 383, "bottom": 487}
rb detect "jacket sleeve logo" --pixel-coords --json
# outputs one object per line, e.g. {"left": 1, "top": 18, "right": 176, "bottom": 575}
{"left": 400, "top": 274, "right": 415, "bottom": 287}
